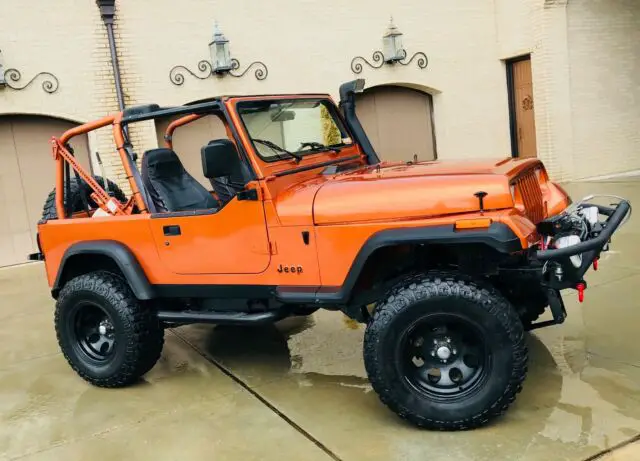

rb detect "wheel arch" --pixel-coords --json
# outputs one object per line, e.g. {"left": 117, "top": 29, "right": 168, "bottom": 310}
{"left": 52, "top": 240, "right": 155, "bottom": 300}
{"left": 348, "top": 222, "right": 520, "bottom": 285}
{"left": 277, "top": 223, "right": 522, "bottom": 307}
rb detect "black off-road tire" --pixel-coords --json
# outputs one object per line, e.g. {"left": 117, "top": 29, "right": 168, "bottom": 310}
{"left": 363, "top": 271, "right": 528, "bottom": 430}
{"left": 40, "top": 176, "right": 127, "bottom": 222}
{"left": 55, "top": 271, "right": 164, "bottom": 387}
{"left": 492, "top": 274, "right": 549, "bottom": 330}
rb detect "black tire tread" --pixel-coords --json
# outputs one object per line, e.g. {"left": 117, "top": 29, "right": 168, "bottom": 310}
{"left": 55, "top": 271, "right": 164, "bottom": 388}
{"left": 363, "top": 270, "right": 528, "bottom": 430}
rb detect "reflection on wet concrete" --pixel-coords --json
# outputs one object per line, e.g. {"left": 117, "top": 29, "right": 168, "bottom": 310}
{"left": 176, "top": 305, "right": 640, "bottom": 461}
{"left": 180, "top": 315, "right": 372, "bottom": 389}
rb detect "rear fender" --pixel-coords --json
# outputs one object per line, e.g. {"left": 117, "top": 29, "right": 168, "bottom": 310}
{"left": 52, "top": 240, "right": 154, "bottom": 300}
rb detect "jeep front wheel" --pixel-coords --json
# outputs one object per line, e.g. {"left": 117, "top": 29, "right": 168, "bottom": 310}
{"left": 55, "top": 271, "right": 164, "bottom": 387}
{"left": 363, "top": 271, "right": 528, "bottom": 430}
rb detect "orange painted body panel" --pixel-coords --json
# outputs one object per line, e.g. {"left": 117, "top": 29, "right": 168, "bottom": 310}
{"left": 41, "top": 215, "right": 159, "bottom": 287}
{"left": 313, "top": 172, "right": 511, "bottom": 225}
{"left": 314, "top": 210, "right": 537, "bottom": 287}
{"left": 39, "top": 93, "right": 573, "bottom": 294}
{"left": 148, "top": 199, "right": 271, "bottom": 275}
{"left": 272, "top": 176, "right": 325, "bottom": 226}
{"left": 40, "top": 207, "right": 539, "bottom": 290}
{"left": 266, "top": 225, "right": 321, "bottom": 286}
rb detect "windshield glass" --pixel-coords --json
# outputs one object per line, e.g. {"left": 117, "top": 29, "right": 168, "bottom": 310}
{"left": 237, "top": 99, "right": 353, "bottom": 162}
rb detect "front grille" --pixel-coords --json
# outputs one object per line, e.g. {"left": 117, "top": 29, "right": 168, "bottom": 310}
{"left": 515, "top": 170, "right": 544, "bottom": 223}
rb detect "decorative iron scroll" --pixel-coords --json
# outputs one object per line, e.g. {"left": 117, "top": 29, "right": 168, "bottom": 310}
{"left": 3, "top": 69, "right": 59, "bottom": 93}
{"left": 169, "top": 59, "right": 268, "bottom": 85}
{"left": 350, "top": 49, "right": 428, "bottom": 74}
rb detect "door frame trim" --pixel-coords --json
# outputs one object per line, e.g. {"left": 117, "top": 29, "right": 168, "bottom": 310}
{"left": 505, "top": 54, "right": 531, "bottom": 158}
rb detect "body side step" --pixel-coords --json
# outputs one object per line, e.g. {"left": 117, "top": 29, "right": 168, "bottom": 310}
{"left": 156, "top": 309, "right": 288, "bottom": 325}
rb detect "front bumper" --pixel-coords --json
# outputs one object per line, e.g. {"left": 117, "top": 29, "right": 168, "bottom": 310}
{"left": 525, "top": 198, "right": 631, "bottom": 330}
{"left": 536, "top": 200, "right": 630, "bottom": 261}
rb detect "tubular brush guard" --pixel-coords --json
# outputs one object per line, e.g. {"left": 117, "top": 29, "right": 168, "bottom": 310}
{"left": 534, "top": 198, "right": 631, "bottom": 289}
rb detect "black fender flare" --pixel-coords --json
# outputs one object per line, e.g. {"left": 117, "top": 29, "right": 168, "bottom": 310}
{"left": 276, "top": 222, "right": 522, "bottom": 304}
{"left": 52, "top": 240, "right": 155, "bottom": 300}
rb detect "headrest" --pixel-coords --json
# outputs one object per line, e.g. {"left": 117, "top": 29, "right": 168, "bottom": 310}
{"left": 201, "top": 139, "right": 240, "bottom": 178}
{"left": 143, "top": 148, "right": 183, "bottom": 178}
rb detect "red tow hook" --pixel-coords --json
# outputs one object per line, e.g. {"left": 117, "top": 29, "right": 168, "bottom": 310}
{"left": 576, "top": 283, "right": 586, "bottom": 303}
{"left": 593, "top": 257, "right": 599, "bottom": 271}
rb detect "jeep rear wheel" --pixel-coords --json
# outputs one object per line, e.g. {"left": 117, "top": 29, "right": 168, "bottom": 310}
{"left": 363, "top": 271, "right": 528, "bottom": 430}
{"left": 55, "top": 271, "right": 164, "bottom": 387}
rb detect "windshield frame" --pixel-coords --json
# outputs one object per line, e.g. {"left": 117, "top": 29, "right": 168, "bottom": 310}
{"left": 235, "top": 97, "right": 354, "bottom": 163}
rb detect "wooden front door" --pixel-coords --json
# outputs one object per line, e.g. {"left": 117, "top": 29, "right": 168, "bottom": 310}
{"left": 509, "top": 57, "right": 537, "bottom": 158}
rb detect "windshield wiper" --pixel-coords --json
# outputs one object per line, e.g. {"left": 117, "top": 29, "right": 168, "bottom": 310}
{"left": 298, "top": 141, "right": 341, "bottom": 153}
{"left": 253, "top": 138, "right": 303, "bottom": 162}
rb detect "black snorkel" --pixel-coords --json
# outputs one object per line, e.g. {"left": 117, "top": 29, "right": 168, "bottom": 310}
{"left": 338, "top": 79, "right": 380, "bottom": 165}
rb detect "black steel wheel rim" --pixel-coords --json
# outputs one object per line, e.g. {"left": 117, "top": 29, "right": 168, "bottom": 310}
{"left": 71, "top": 302, "right": 117, "bottom": 362}
{"left": 397, "top": 313, "right": 491, "bottom": 401}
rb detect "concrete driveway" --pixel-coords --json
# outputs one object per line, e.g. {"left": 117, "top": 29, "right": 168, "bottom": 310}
{"left": 2, "top": 179, "right": 640, "bottom": 461}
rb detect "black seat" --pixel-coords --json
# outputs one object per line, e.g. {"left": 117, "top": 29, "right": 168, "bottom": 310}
{"left": 205, "top": 139, "right": 246, "bottom": 205}
{"left": 141, "top": 148, "right": 218, "bottom": 212}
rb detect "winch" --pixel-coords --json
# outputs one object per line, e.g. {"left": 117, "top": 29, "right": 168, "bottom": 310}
{"left": 535, "top": 194, "right": 632, "bottom": 301}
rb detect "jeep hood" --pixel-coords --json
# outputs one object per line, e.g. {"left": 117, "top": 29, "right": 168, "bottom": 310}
{"left": 311, "top": 158, "right": 535, "bottom": 225}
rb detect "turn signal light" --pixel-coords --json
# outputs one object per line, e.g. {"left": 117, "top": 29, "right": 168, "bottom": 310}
{"left": 454, "top": 218, "right": 493, "bottom": 230}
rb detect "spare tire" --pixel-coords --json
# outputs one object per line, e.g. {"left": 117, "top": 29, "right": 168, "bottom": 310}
{"left": 41, "top": 176, "right": 127, "bottom": 222}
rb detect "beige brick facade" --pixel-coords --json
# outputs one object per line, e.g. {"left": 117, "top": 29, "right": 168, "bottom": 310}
{"left": 1, "top": 0, "right": 638, "bottom": 191}
{"left": 567, "top": 0, "right": 640, "bottom": 180}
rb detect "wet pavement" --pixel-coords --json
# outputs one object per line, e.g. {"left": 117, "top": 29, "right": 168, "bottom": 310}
{"left": 1, "top": 179, "right": 640, "bottom": 461}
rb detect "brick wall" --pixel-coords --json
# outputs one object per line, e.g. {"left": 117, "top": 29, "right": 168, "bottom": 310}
{"left": 90, "top": 11, "right": 124, "bottom": 191}
{"left": 566, "top": 0, "right": 640, "bottom": 180}
{"left": 531, "top": 0, "right": 574, "bottom": 182}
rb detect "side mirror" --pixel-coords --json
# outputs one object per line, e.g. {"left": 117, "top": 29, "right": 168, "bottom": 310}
{"left": 201, "top": 139, "right": 240, "bottom": 178}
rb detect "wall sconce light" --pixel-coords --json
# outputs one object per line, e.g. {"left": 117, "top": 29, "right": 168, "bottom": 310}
{"left": 169, "top": 23, "right": 268, "bottom": 85}
{"left": 0, "top": 49, "right": 60, "bottom": 93}
{"left": 350, "top": 18, "right": 428, "bottom": 74}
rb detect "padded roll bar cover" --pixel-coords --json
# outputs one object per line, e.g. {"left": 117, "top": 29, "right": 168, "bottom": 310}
{"left": 122, "top": 104, "right": 161, "bottom": 118}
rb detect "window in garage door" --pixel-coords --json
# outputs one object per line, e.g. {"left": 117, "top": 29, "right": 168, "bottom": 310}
{"left": 0, "top": 116, "right": 91, "bottom": 267}
{"left": 355, "top": 85, "right": 437, "bottom": 162}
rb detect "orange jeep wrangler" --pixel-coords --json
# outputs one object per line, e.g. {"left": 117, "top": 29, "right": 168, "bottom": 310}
{"left": 33, "top": 79, "right": 631, "bottom": 430}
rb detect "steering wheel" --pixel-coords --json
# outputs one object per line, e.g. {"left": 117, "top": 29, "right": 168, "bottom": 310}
{"left": 297, "top": 141, "right": 325, "bottom": 152}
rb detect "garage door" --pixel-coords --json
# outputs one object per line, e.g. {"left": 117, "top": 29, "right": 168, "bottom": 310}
{"left": 155, "top": 115, "right": 228, "bottom": 188}
{"left": 0, "top": 116, "right": 91, "bottom": 267}
{"left": 356, "top": 86, "right": 437, "bottom": 162}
